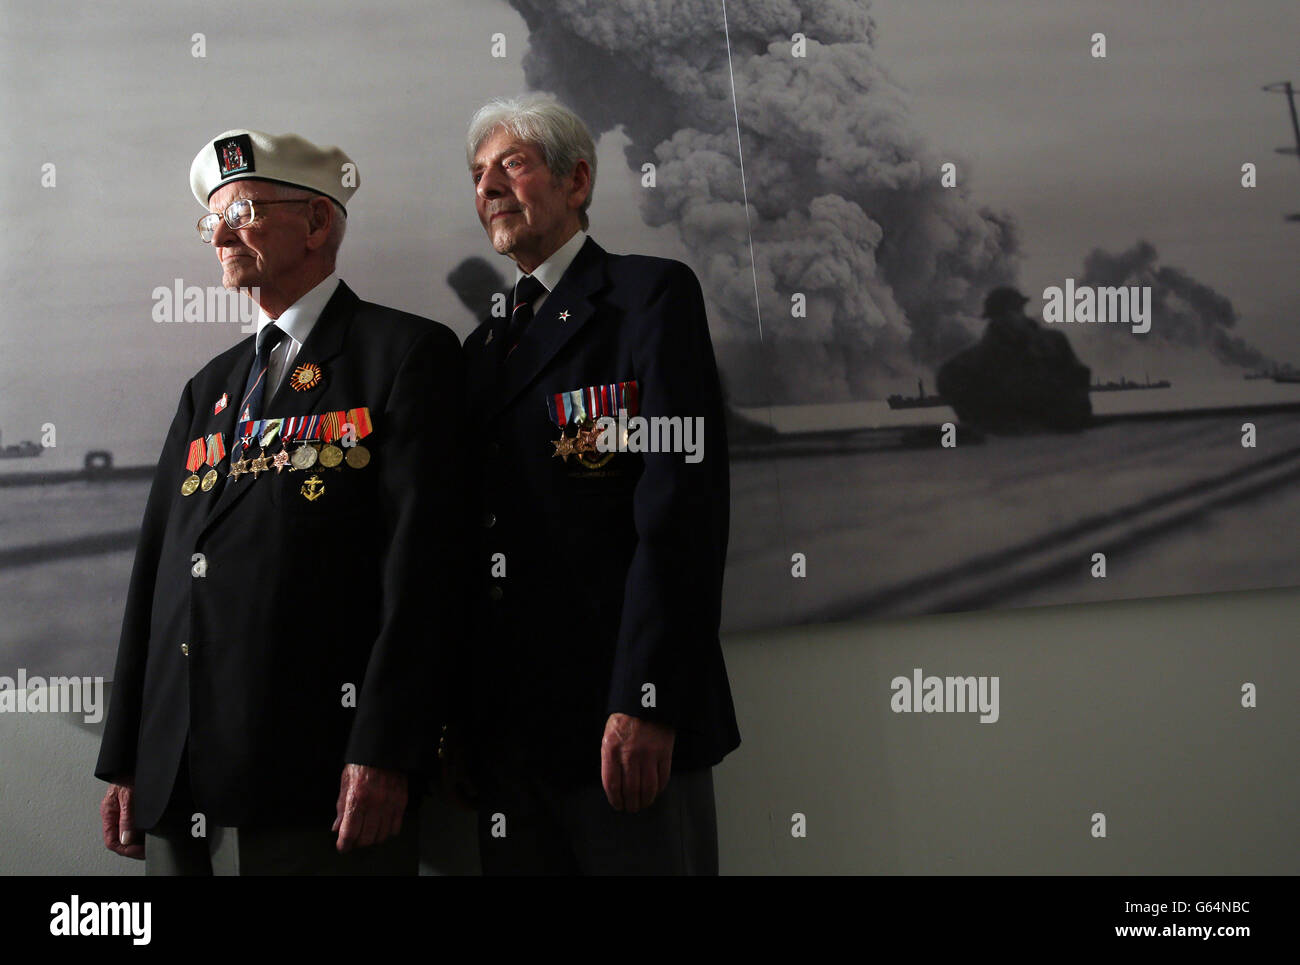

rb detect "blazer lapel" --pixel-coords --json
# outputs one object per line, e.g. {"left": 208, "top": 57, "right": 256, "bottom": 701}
{"left": 467, "top": 319, "right": 503, "bottom": 419}
{"left": 490, "top": 237, "right": 608, "bottom": 420}
{"left": 263, "top": 281, "right": 356, "bottom": 417}
{"left": 200, "top": 282, "right": 358, "bottom": 534}
{"left": 215, "top": 340, "right": 256, "bottom": 445}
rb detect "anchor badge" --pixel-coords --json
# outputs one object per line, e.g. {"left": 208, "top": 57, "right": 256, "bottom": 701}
{"left": 300, "top": 474, "right": 325, "bottom": 502}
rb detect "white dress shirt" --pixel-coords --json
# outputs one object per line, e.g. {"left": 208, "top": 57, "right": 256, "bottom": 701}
{"left": 255, "top": 273, "right": 340, "bottom": 396}
{"left": 514, "top": 229, "right": 587, "bottom": 315}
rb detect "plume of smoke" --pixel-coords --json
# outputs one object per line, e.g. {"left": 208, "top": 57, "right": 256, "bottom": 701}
{"left": 1077, "top": 240, "right": 1274, "bottom": 372}
{"left": 505, "top": 0, "right": 1019, "bottom": 403}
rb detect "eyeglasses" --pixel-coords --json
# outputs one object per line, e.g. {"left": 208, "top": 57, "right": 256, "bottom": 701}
{"left": 196, "top": 198, "right": 311, "bottom": 243}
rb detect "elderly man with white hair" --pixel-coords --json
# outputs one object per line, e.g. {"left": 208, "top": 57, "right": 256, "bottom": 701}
{"left": 454, "top": 95, "right": 740, "bottom": 875}
{"left": 96, "top": 128, "right": 465, "bottom": 875}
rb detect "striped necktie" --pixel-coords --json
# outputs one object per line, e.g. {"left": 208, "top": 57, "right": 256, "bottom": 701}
{"left": 232, "top": 325, "right": 285, "bottom": 456}
{"left": 238, "top": 325, "right": 285, "bottom": 421}
{"left": 504, "top": 274, "right": 547, "bottom": 358}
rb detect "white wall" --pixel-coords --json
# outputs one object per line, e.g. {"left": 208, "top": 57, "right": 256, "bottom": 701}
{"left": 2, "top": 585, "right": 1295, "bottom": 874}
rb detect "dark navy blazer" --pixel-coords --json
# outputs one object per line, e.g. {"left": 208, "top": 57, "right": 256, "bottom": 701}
{"left": 459, "top": 238, "right": 740, "bottom": 781}
{"left": 96, "top": 282, "right": 465, "bottom": 828}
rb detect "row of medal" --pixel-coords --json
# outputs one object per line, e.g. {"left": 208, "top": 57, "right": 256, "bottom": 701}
{"left": 546, "top": 380, "right": 640, "bottom": 468}
{"left": 179, "top": 409, "right": 373, "bottom": 496}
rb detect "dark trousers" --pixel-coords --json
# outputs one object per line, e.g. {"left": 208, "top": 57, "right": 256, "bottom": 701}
{"left": 475, "top": 760, "right": 718, "bottom": 875}
{"left": 143, "top": 752, "right": 419, "bottom": 876}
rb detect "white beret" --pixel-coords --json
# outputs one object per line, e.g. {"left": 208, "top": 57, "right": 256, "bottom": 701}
{"left": 190, "top": 129, "right": 358, "bottom": 211}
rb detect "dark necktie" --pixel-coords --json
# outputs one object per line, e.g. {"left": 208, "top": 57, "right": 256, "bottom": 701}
{"left": 233, "top": 324, "right": 285, "bottom": 456}
{"left": 505, "top": 274, "right": 547, "bottom": 357}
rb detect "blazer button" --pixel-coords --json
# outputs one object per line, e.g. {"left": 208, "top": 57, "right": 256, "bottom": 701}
{"left": 181, "top": 643, "right": 190, "bottom": 656}
{"left": 488, "top": 585, "right": 504, "bottom": 602}
{"left": 483, "top": 511, "right": 496, "bottom": 528}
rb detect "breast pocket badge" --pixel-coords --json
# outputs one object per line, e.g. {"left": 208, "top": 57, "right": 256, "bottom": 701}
{"left": 300, "top": 474, "right": 326, "bottom": 501}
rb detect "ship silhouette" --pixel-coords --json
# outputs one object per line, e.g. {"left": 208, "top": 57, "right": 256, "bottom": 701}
{"left": 0, "top": 429, "right": 42, "bottom": 459}
{"left": 887, "top": 372, "right": 1173, "bottom": 410}
{"left": 1089, "top": 372, "right": 1171, "bottom": 392}
{"left": 1243, "top": 363, "right": 1298, "bottom": 382}
{"left": 887, "top": 379, "right": 949, "bottom": 410}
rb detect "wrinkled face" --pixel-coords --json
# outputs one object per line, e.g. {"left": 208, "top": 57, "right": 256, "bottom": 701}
{"left": 206, "top": 180, "right": 313, "bottom": 291}
{"left": 471, "top": 127, "right": 578, "bottom": 266}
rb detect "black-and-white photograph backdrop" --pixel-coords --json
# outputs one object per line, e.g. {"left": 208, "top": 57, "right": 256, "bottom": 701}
{"left": 2, "top": 0, "right": 1297, "bottom": 679}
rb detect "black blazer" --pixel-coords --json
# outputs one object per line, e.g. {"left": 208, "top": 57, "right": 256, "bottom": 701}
{"left": 460, "top": 238, "right": 740, "bottom": 781}
{"left": 95, "top": 282, "right": 465, "bottom": 829}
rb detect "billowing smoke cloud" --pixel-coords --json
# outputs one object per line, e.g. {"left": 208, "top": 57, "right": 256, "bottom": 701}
{"left": 1076, "top": 240, "right": 1275, "bottom": 372}
{"left": 505, "top": 0, "right": 1019, "bottom": 403}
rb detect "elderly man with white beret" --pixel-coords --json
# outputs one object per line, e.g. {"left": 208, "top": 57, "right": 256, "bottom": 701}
{"left": 95, "top": 129, "right": 465, "bottom": 874}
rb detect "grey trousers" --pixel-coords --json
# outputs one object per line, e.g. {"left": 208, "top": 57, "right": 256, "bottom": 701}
{"left": 143, "top": 756, "right": 419, "bottom": 876}
{"left": 475, "top": 763, "right": 718, "bottom": 875}
{"left": 144, "top": 814, "right": 419, "bottom": 876}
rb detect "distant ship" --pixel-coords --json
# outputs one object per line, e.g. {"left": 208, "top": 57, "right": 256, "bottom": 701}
{"left": 887, "top": 379, "right": 948, "bottom": 410}
{"left": 890, "top": 372, "right": 1174, "bottom": 408}
{"left": 1244, "top": 363, "right": 1299, "bottom": 382}
{"left": 0, "top": 430, "right": 42, "bottom": 459}
{"left": 1089, "top": 373, "right": 1171, "bottom": 392}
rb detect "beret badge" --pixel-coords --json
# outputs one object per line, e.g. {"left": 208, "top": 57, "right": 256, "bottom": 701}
{"left": 215, "top": 134, "right": 254, "bottom": 177}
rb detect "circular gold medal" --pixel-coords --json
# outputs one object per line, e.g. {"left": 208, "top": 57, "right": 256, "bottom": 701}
{"left": 577, "top": 451, "right": 616, "bottom": 469}
{"left": 291, "top": 444, "right": 318, "bottom": 470}
{"left": 200, "top": 469, "right": 219, "bottom": 491}
{"left": 319, "top": 443, "right": 344, "bottom": 468}
{"left": 345, "top": 444, "right": 371, "bottom": 469}
{"left": 180, "top": 474, "right": 200, "bottom": 496}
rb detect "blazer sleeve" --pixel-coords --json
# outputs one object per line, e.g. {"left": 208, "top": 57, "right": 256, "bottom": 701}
{"left": 95, "top": 379, "right": 196, "bottom": 783}
{"left": 605, "top": 262, "right": 730, "bottom": 731}
{"left": 343, "top": 327, "right": 467, "bottom": 773}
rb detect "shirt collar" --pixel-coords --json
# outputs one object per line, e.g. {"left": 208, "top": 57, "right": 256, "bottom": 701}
{"left": 256, "top": 273, "right": 340, "bottom": 351}
{"left": 514, "top": 229, "right": 587, "bottom": 296}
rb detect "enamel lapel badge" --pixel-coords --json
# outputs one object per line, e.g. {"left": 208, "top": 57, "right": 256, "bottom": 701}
{"left": 289, "top": 362, "right": 322, "bottom": 392}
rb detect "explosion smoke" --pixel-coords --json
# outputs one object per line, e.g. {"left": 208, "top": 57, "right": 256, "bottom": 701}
{"left": 505, "top": 0, "right": 1018, "bottom": 402}
{"left": 505, "top": 1, "right": 1269, "bottom": 401}
{"left": 1077, "top": 240, "right": 1274, "bottom": 372}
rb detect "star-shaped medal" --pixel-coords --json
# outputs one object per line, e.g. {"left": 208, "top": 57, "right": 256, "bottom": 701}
{"left": 558, "top": 310, "right": 571, "bottom": 322}
{"left": 249, "top": 453, "right": 269, "bottom": 477}
{"left": 272, "top": 449, "right": 291, "bottom": 473}
{"left": 551, "top": 433, "right": 577, "bottom": 461}
{"left": 575, "top": 423, "right": 604, "bottom": 453}
{"left": 229, "top": 457, "right": 247, "bottom": 480}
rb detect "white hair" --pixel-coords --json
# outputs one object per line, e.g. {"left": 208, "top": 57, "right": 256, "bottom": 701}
{"left": 466, "top": 94, "right": 597, "bottom": 229}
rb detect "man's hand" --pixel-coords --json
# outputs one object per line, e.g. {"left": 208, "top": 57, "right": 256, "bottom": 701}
{"left": 601, "top": 713, "right": 675, "bottom": 812}
{"left": 333, "top": 764, "right": 408, "bottom": 853}
{"left": 100, "top": 781, "right": 144, "bottom": 860}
